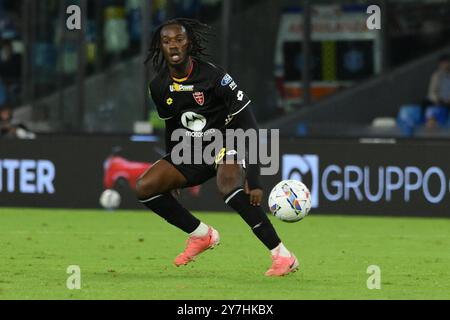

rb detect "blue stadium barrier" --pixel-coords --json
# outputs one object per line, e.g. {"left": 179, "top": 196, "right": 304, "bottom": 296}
{"left": 296, "top": 123, "right": 308, "bottom": 136}
{"left": 425, "top": 105, "right": 449, "bottom": 127}
{"left": 397, "top": 104, "right": 423, "bottom": 136}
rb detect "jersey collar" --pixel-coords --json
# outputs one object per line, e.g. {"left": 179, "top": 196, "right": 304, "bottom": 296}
{"left": 171, "top": 58, "right": 195, "bottom": 83}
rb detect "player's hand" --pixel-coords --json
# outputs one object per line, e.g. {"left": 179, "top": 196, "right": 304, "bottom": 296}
{"left": 244, "top": 180, "right": 263, "bottom": 206}
{"left": 249, "top": 188, "right": 263, "bottom": 206}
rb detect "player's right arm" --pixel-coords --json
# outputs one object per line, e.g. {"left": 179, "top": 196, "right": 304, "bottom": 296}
{"left": 148, "top": 80, "right": 176, "bottom": 154}
{"left": 164, "top": 118, "right": 178, "bottom": 154}
{"left": 148, "top": 80, "right": 174, "bottom": 121}
{"left": 213, "top": 71, "right": 262, "bottom": 206}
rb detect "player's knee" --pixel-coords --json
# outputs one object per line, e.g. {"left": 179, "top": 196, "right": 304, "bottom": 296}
{"left": 217, "top": 172, "right": 242, "bottom": 197}
{"left": 136, "top": 177, "right": 160, "bottom": 200}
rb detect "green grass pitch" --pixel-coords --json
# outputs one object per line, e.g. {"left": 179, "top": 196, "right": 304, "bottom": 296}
{"left": 0, "top": 208, "right": 449, "bottom": 300}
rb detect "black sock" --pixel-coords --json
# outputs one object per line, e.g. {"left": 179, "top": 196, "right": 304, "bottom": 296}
{"left": 224, "top": 188, "right": 281, "bottom": 250}
{"left": 139, "top": 193, "right": 200, "bottom": 234}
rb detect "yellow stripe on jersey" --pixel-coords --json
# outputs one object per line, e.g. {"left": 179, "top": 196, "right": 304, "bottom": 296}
{"left": 172, "top": 75, "right": 189, "bottom": 83}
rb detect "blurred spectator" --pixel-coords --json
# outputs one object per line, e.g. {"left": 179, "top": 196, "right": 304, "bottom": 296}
{"left": 104, "top": 6, "right": 130, "bottom": 55}
{"left": 173, "top": 0, "right": 201, "bottom": 17}
{"left": 0, "top": 2, "right": 19, "bottom": 40}
{"left": 0, "top": 104, "right": 35, "bottom": 139}
{"left": 153, "top": 0, "right": 169, "bottom": 26}
{"left": 0, "top": 38, "right": 21, "bottom": 104}
{"left": 0, "top": 76, "right": 6, "bottom": 105}
{"left": 427, "top": 54, "right": 450, "bottom": 107}
{"left": 0, "top": 104, "right": 15, "bottom": 137}
{"left": 0, "top": 39, "right": 20, "bottom": 79}
{"left": 424, "top": 54, "right": 450, "bottom": 128}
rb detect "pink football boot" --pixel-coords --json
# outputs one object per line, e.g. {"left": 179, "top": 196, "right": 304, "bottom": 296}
{"left": 265, "top": 250, "right": 299, "bottom": 277}
{"left": 174, "top": 227, "right": 220, "bottom": 266}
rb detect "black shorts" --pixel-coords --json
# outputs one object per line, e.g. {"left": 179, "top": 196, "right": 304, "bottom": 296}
{"left": 163, "top": 147, "right": 246, "bottom": 187}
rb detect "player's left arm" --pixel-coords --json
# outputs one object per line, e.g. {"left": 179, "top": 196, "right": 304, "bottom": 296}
{"left": 231, "top": 106, "right": 263, "bottom": 206}
{"left": 215, "top": 73, "right": 263, "bottom": 205}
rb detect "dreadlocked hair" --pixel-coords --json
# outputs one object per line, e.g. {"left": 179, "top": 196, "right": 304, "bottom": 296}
{"left": 144, "top": 18, "right": 212, "bottom": 71}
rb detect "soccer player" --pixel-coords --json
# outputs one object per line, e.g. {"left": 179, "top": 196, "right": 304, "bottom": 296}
{"left": 138, "top": 18, "right": 298, "bottom": 276}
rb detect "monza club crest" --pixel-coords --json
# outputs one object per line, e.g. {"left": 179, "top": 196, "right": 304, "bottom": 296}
{"left": 193, "top": 92, "right": 205, "bottom": 106}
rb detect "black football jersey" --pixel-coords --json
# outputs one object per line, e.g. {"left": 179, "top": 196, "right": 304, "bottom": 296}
{"left": 148, "top": 58, "right": 251, "bottom": 134}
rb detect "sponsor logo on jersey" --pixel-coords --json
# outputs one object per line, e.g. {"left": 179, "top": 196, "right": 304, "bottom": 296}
{"left": 185, "top": 128, "right": 216, "bottom": 137}
{"left": 221, "top": 74, "right": 233, "bottom": 86}
{"left": 169, "top": 83, "right": 194, "bottom": 92}
{"left": 181, "top": 111, "right": 207, "bottom": 132}
{"left": 193, "top": 92, "right": 205, "bottom": 106}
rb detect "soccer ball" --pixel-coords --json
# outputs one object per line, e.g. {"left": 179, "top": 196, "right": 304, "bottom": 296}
{"left": 99, "top": 189, "right": 121, "bottom": 210}
{"left": 268, "top": 180, "right": 312, "bottom": 222}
